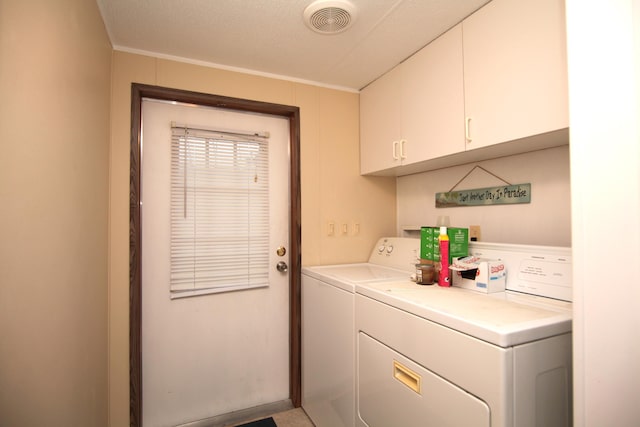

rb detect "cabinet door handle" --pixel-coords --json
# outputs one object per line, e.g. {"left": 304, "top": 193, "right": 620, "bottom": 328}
{"left": 392, "top": 140, "right": 400, "bottom": 160}
{"left": 400, "top": 139, "right": 407, "bottom": 159}
{"left": 393, "top": 360, "right": 421, "bottom": 394}
{"left": 465, "top": 117, "right": 472, "bottom": 143}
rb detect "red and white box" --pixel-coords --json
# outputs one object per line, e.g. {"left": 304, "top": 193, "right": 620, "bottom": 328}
{"left": 450, "top": 256, "right": 506, "bottom": 293}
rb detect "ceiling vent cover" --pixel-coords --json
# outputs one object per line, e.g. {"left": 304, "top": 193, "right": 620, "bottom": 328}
{"left": 303, "top": 0, "right": 357, "bottom": 35}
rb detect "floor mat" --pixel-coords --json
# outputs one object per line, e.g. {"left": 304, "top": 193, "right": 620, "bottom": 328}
{"left": 235, "top": 417, "right": 277, "bottom": 427}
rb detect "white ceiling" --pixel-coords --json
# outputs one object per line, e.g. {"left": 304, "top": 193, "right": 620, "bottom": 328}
{"left": 96, "top": 0, "right": 491, "bottom": 91}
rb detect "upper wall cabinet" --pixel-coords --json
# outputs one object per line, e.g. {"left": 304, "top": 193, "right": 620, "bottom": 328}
{"left": 360, "top": 65, "right": 404, "bottom": 174}
{"left": 462, "top": 0, "right": 568, "bottom": 150}
{"left": 360, "top": 0, "right": 569, "bottom": 176}
{"left": 403, "top": 25, "right": 466, "bottom": 164}
{"left": 360, "top": 25, "right": 465, "bottom": 175}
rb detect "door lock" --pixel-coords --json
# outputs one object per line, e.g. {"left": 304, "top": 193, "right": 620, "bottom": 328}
{"left": 276, "top": 246, "right": 287, "bottom": 257}
{"left": 276, "top": 261, "right": 288, "bottom": 273}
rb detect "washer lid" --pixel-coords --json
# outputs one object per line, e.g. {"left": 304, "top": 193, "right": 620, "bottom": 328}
{"left": 303, "top": 263, "right": 412, "bottom": 292}
{"left": 307, "top": 264, "right": 412, "bottom": 283}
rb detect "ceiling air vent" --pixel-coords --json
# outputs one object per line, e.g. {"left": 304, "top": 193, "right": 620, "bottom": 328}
{"left": 303, "top": 0, "right": 357, "bottom": 35}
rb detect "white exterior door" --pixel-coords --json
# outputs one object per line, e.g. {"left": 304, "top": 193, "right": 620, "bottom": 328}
{"left": 140, "top": 99, "right": 290, "bottom": 426}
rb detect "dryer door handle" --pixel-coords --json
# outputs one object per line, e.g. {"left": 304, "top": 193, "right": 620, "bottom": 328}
{"left": 393, "top": 360, "right": 421, "bottom": 394}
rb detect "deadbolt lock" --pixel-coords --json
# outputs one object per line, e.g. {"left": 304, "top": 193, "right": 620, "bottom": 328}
{"left": 276, "top": 246, "right": 286, "bottom": 257}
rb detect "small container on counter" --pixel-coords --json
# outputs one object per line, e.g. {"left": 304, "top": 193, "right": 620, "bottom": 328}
{"left": 415, "top": 263, "right": 436, "bottom": 285}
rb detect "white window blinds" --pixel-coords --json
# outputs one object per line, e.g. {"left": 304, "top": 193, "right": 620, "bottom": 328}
{"left": 170, "top": 123, "right": 270, "bottom": 298}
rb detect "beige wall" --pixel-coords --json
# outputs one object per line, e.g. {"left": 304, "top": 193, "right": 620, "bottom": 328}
{"left": 0, "top": 0, "right": 111, "bottom": 426}
{"left": 108, "top": 52, "right": 396, "bottom": 425}
{"left": 397, "top": 145, "right": 571, "bottom": 246}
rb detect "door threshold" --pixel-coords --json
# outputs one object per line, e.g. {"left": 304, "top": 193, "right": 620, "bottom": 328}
{"left": 177, "top": 399, "right": 293, "bottom": 427}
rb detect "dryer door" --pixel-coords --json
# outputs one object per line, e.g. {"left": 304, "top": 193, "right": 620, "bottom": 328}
{"left": 358, "top": 332, "right": 490, "bottom": 427}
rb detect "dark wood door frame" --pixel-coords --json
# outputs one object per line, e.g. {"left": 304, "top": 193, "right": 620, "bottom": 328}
{"left": 129, "top": 83, "right": 302, "bottom": 427}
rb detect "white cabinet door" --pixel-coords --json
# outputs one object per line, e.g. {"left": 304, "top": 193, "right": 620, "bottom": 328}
{"left": 462, "top": 0, "right": 569, "bottom": 150}
{"left": 360, "top": 65, "right": 403, "bottom": 174}
{"left": 360, "top": 25, "right": 465, "bottom": 175}
{"left": 402, "top": 24, "right": 465, "bottom": 163}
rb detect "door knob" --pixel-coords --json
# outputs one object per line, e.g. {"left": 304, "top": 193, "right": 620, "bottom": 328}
{"left": 276, "top": 261, "right": 288, "bottom": 273}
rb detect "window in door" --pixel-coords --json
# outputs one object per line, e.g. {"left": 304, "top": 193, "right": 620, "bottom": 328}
{"left": 169, "top": 123, "right": 270, "bottom": 298}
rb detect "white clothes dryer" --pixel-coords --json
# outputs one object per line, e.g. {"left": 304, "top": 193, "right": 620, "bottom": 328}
{"left": 355, "top": 242, "right": 573, "bottom": 427}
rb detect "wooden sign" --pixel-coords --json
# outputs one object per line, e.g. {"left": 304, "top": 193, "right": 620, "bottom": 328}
{"left": 436, "top": 183, "right": 531, "bottom": 208}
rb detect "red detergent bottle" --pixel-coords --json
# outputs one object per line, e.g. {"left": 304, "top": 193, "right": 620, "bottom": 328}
{"left": 438, "top": 226, "right": 450, "bottom": 287}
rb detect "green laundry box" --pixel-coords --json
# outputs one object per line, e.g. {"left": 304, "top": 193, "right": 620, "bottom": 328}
{"left": 421, "top": 226, "right": 469, "bottom": 264}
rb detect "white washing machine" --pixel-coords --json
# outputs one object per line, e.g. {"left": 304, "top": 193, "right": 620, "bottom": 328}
{"left": 356, "top": 242, "right": 573, "bottom": 427}
{"left": 302, "top": 238, "right": 421, "bottom": 427}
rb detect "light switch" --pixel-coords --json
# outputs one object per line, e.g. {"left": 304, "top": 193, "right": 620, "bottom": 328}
{"left": 353, "top": 222, "right": 360, "bottom": 235}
